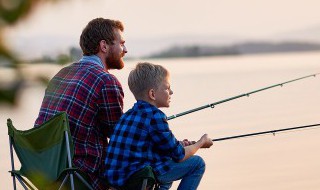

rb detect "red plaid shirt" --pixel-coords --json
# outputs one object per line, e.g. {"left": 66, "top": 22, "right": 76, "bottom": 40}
{"left": 35, "top": 56, "right": 124, "bottom": 190}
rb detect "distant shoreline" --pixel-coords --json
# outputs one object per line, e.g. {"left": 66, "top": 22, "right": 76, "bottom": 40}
{"left": 17, "top": 41, "right": 320, "bottom": 63}
{"left": 144, "top": 41, "right": 320, "bottom": 59}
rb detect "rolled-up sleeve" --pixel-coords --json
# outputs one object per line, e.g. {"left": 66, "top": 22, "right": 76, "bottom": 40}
{"left": 149, "top": 112, "right": 185, "bottom": 162}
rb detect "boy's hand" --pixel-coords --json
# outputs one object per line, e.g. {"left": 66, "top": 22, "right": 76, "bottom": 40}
{"left": 199, "top": 134, "right": 213, "bottom": 148}
{"left": 180, "top": 139, "right": 196, "bottom": 147}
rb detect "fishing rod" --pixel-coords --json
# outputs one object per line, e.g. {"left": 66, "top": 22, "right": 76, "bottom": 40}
{"left": 213, "top": 123, "right": 320, "bottom": 142}
{"left": 167, "top": 73, "right": 319, "bottom": 120}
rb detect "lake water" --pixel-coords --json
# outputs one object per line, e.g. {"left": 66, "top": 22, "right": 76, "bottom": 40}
{"left": 1, "top": 51, "right": 320, "bottom": 189}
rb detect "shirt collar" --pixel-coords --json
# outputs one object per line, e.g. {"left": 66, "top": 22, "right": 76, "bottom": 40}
{"left": 136, "top": 100, "right": 154, "bottom": 107}
{"left": 79, "top": 55, "right": 105, "bottom": 69}
{"left": 135, "top": 100, "right": 167, "bottom": 117}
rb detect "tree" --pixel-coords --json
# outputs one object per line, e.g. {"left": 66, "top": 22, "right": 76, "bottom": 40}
{"left": 0, "top": 0, "right": 58, "bottom": 105}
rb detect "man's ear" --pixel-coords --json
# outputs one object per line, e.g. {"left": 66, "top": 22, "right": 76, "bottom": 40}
{"left": 148, "top": 89, "right": 156, "bottom": 100}
{"left": 99, "top": 40, "right": 109, "bottom": 53}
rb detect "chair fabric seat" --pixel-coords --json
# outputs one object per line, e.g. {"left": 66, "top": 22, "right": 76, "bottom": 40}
{"left": 7, "top": 112, "right": 93, "bottom": 190}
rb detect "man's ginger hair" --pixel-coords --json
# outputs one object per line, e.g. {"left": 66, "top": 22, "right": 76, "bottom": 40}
{"left": 80, "top": 18, "right": 124, "bottom": 55}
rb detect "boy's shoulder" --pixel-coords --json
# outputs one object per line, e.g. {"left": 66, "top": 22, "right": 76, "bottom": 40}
{"left": 135, "top": 100, "right": 164, "bottom": 113}
{"left": 122, "top": 101, "right": 166, "bottom": 119}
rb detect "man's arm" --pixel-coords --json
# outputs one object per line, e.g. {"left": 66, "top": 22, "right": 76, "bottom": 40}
{"left": 98, "top": 76, "right": 124, "bottom": 137}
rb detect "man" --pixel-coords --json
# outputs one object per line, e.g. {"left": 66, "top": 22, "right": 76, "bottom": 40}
{"left": 34, "top": 18, "right": 127, "bottom": 190}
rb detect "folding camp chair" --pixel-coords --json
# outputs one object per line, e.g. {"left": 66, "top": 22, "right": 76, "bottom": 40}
{"left": 7, "top": 112, "right": 93, "bottom": 190}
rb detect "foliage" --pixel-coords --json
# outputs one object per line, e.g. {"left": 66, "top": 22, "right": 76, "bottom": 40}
{"left": 0, "top": 0, "right": 58, "bottom": 105}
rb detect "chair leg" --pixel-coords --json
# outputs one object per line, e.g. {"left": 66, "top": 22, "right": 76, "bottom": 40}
{"left": 15, "top": 175, "right": 32, "bottom": 190}
{"left": 70, "top": 173, "right": 75, "bottom": 190}
{"left": 141, "top": 179, "right": 148, "bottom": 190}
{"left": 11, "top": 172, "right": 17, "bottom": 190}
{"left": 15, "top": 176, "right": 28, "bottom": 190}
{"left": 9, "top": 141, "right": 34, "bottom": 190}
{"left": 9, "top": 138, "right": 17, "bottom": 190}
{"left": 64, "top": 131, "right": 75, "bottom": 190}
{"left": 20, "top": 176, "right": 36, "bottom": 190}
{"left": 58, "top": 174, "right": 69, "bottom": 190}
{"left": 12, "top": 174, "right": 17, "bottom": 190}
{"left": 74, "top": 171, "right": 94, "bottom": 190}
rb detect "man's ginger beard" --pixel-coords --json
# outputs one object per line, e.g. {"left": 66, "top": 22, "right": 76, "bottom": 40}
{"left": 106, "top": 47, "right": 125, "bottom": 70}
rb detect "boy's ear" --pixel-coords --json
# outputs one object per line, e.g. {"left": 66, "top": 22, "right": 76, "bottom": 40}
{"left": 148, "top": 89, "right": 156, "bottom": 100}
{"left": 99, "top": 40, "right": 109, "bottom": 53}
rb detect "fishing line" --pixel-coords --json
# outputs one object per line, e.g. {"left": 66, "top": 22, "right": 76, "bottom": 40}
{"left": 167, "top": 73, "right": 320, "bottom": 120}
{"left": 212, "top": 123, "right": 320, "bottom": 142}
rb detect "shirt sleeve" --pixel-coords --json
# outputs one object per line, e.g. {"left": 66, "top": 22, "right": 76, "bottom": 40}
{"left": 97, "top": 74, "right": 124, "bottom": 138}
{"left": 148, "top": 111, "right": 185, "bottom": 162}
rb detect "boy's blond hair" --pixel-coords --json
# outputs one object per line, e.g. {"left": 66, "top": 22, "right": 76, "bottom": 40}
{"left": 128, "top": 62, "right": 169, "bottom": 100}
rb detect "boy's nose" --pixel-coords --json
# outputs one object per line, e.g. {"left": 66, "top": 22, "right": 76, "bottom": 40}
{"left": 123, "top": 45, "right": 128, "bottom": 53}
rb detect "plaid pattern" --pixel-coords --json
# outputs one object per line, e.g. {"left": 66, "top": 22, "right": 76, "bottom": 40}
{"left": 35, "top": 60, "right": 124, "bottom": 190}
{"left": 104, "top": 100, "right": 185, "bottom": 187}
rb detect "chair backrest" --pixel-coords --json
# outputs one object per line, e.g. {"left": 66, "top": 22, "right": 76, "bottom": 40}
{"left": 121, "top": 166, "right": 156, "bottom": 190}
{"left": 7, "top": 112, "right": 74, "bottom": 189}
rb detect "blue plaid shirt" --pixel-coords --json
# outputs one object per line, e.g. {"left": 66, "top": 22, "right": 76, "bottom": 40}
{"left": 104, "top": 100, "right": 185, "bottom": 186}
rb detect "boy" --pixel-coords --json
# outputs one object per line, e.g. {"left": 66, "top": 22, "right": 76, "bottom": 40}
{"left": 104, "top": 62, "right": 213, "bottom": 190}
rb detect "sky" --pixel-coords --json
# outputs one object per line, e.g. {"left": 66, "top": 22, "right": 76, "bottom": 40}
{"left": 3, "top": 0, "right": 320, "bottom": 58}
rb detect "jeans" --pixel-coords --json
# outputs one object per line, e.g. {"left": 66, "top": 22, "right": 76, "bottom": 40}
{"left": 156, "top": 155, "right": 206, "bottom": 190}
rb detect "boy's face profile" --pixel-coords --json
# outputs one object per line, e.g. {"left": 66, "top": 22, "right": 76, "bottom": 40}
{"left": 153, "top": 76, "right": 173, "bottom": 108}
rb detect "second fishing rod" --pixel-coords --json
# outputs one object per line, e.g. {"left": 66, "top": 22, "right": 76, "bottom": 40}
{"left": 167, "top": 73, "right": 319, "bottom": 120}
